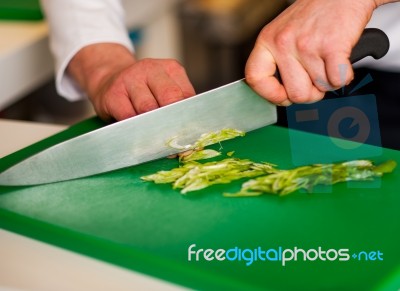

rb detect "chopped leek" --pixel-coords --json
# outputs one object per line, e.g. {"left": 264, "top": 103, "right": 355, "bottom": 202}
{"left": 166, "top": 128, "right": 245, "bottom": 162}
{"left": 141, "top": 128, "right": 397, "bottom": 197}
{"left": 224, "top": 160, "right": 397, "bottom": 197}
{"left": 192, "top": 128, "right": 245, "bottom": 149}
{"left": 141, "top": 162, "right": 196, "bottom": 184}
{"left": 180, "top": 149, "right": 221, "bottom": 162}
{"left": 141, "top": 158, "right": 277, "bottom": 194}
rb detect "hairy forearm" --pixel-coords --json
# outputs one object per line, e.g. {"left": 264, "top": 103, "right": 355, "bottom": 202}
{"left": 67, "top": 43, "right": 136, "bottom": 99}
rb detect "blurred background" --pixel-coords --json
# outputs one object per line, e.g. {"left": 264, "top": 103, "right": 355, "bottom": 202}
{"left": 0, "top": 0, "right": 288, "bottom": 125}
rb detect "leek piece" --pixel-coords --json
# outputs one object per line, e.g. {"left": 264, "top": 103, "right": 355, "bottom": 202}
{"left": 166, "top": 128, "right": 245, "bottom": 162}
{"left": 141, "top": 158, "right": 277, "bottom": 194}
{"left": 225, "top": 160, "right": 397, "bottom": 197}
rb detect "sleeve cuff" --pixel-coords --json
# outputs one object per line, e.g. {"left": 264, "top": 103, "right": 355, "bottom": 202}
{"left": 55, "top": 38, "right": 134, "bottom": 101}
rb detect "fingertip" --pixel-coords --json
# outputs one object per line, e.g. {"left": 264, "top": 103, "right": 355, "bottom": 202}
{"left": 278, "top": 100, "right": 292, "bottom": 107}
{"left": 112, "top": 107, "right": 136, "bottom": 121}
{"left": 346, "top": 69, "right": 355, "bottom": 86}
{"left": 117, "top": 113, "right": 136, "bottom": 121}
{"left": 286, "top": 83, "right": 325, "bottom": 104}
{"left": 99, "top": 108, "right": 136, "bottom": 122}
{"left": 180, "top": 82, "right": 196, "bottom": 99}
{"left": 135, "top": 100, "right": 159, "bottom": 114}
{"left": 309, "top": 88, "right": 325, "bottom": 103}
{"left": 246, "top": 75, "right": 288, "bottom": 105}
{"left": 325, "top": 55, "right": 354, "bottom": 89}
{"left": 104, "top": 94, "right": 137, "bottom": 121}
{"left": 183, "top": 89, "right": 196, "bottom": 99}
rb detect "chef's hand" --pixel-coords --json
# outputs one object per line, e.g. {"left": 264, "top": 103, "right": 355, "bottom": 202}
{"left": 68, "top": 43, "right": 196, "bottom": 121}
{"left": 245, "top": 0, "right": 383, "bottom": 106}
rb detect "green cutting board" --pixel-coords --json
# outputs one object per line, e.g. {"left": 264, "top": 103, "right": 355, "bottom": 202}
{"left": 1, "top": 117, "right": 399, "bottom": 291}
{"left": 0, "top": 0, "right": 43, "bottom": 20}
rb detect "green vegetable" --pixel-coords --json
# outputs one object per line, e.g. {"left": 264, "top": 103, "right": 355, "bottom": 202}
{"left": 142, "top": 128, "right": 397, "bottom": 197}
{"left": 192, "top": 128, "right": 245, "bottom": 149}
{"left": 141, "top": 158, "right": 277, "bottom": 194}
{"left": 166, "top": 128, "right": 245, "bottom": 162}
{"left": 141, "top": 163, "right": 196, "bottom": 184}
{"left": 180, "top": 149, "right": 221, "bottom": 162}
{"left": 224, "top": 160, "right": 397, "bottom": 197}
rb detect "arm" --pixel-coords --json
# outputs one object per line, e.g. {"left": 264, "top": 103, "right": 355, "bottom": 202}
{"left": 67, "top": 44, "right": 195, "bottom": 121}
{"left": 41, "top": 0, "right": 195, "bottom": 121}
{"left": 245, "top": 0, "right": 399, "bottom": 106}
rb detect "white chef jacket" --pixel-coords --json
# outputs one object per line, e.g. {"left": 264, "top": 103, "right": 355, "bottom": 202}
{"left": 40, "top": 0, "right": 133, "bottom": 101}
{"left": 41, "top": 1, "right": 400, "bottom": 102}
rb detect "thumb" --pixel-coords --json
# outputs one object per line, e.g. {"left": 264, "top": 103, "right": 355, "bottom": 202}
{"left": 245, "top": 43, "right": 288, "bottom": 104}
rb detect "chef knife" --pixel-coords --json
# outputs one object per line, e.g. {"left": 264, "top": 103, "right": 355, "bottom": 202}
{"left": 0, "top": 28, "right": 389, "bottom": 186}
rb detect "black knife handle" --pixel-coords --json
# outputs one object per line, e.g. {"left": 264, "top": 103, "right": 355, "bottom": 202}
{"left": 350, "top": 28, "right": 390, "bottom": 63}
{"left": 274, "top": 28, "right": 390, "bottom": 81}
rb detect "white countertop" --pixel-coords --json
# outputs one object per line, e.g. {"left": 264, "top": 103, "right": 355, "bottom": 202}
{"left": 0, "top": 21, "right": 54, "bottom": 110}
{"left": 0, "top": 119, "right": 184, "bottom": 291}
{"left": 0, "top": 118, "right": 66, "bottom": 158}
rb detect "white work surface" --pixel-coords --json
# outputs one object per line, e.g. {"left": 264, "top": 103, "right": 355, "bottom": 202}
{"left": 0, "top": 119, "right": 184, "bottom": 291}
{"left": 0, "top": 21, "right": 53, "bottom": 110}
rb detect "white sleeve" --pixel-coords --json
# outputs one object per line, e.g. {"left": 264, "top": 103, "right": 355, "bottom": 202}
{"left": 356, "top": 2, "right": 400, "bottom": 72}
{"left": 40, "top": 0, "right": 134, "bottom": 101}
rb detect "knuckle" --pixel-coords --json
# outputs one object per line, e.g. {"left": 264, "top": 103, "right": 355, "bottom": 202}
{"left": 140, "top": 58, "right": 153, "bottom": 66}
{"left": 160, "top": 86, "right": 183, "bottom": 104}
{"left": 245, "top": 72, "right": 260, "bottom": 87}
{"left": 274, "top": 27, "right": 294, "bottom": 51}
{"left": 166, "top": 59, "right": 185, "bottom": 74}
{"left": 296, "top": 35, "right": 313, "bottom": 56}
{"left": 245, "top": 66, "right": 267, "bottom": 89}
{"left": 167, "top": 58, "right": 182, "bottom": 67}
{"left": 137, "top": 58, "right": 156, "bottom": 71}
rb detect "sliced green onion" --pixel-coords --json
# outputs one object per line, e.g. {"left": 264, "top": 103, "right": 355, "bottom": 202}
{"left": 142, "top": 128, "right": 397, "bottom": 198}
{"left": 224, "top": 160, "right": 397, "bottom": 197}
{"left": 141, "top": 158, "right": 277, "bottom": 194}
{"left": 180, "top": 149, "right": 221, "bottom": 162}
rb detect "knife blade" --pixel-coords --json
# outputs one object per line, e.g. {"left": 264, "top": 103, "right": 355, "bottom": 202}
{"left": 0, "top": 80, "right": 276, "bottom": 185}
